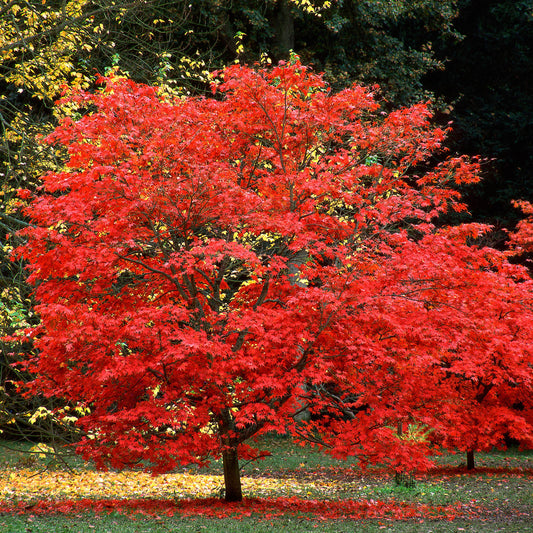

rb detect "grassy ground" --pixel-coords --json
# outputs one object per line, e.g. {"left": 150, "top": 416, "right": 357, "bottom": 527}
{"left": 0, "top": 436, "right": 531, "bottom": 532}
{"left": 1, "top": 511, "right": 531, "bottom": 531}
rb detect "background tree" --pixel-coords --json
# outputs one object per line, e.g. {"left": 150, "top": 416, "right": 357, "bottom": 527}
{"left": 294, "top": 0, "right": 461, "bottom": 104}
{"left": 0, "top": 0, "right": 214, "bottom": 438}
{"left": 426, "top": 0, "right": 533, "bottom": 225}
{"left": 187, "top": 0, "right": 462, "bottom": 104}
{"left": 14, "top": 63, "right": 533, "bottom": 501}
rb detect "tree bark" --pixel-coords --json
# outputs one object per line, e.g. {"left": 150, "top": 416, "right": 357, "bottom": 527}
{"left": 273, "top": 0, "right": 295, "bottom": 56}
{"left": 222, "top": 446, "right": 242, "bottom": 502}
{"left": 466, "top": 450, "right": 475, "bottom": 470}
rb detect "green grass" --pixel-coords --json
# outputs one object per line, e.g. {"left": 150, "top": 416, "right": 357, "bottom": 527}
{"left": 0, "top": 437, "right": 531, "bottom": 532}
{"left": 1, "top": 514, "right": 532, "bottom": 532}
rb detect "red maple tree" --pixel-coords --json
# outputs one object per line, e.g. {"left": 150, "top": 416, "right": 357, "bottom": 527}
{"left": 15, "top": 62, "right": 533, "bottom": 500}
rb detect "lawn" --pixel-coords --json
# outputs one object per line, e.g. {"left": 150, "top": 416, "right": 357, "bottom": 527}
{"left": 0, "top": 436, "right": 531, "bottom": 532}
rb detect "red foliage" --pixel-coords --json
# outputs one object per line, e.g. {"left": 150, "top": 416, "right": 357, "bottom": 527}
{"left": 509, "top": 200, "right": 533, "bottom": 255}
{"left": 13, "top": 61, "right": 533, "bottom": 499}
{"left": 0, "top": 496, "right": 464, "bottom": 521}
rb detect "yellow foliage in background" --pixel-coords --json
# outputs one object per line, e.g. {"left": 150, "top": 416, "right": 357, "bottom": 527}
{"left": 1, "top": 0, "right": 93, "bottom": 102}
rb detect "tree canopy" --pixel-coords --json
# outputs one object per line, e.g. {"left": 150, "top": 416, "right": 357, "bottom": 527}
{"left": 14, "top": 63, "right": 533, "bottom": 501}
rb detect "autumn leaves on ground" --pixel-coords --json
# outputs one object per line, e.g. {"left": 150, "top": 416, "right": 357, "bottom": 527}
{"left": 0, "top": 437, "right": 531, "bottom": 530}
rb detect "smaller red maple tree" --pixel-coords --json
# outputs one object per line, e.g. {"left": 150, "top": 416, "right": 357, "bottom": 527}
{"left": 14, "top": 62, "right": 533, "bottom": 500}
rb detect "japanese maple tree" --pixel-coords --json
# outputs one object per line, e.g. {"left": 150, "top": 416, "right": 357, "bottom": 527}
{"left": 15, "top": 62, "right": 533, "bottom": 500}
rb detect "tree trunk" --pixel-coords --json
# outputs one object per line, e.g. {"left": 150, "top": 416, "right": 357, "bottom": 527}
{"left": 273, "top": 0, "right": 295, "bottom": 56}
{"left": 222, "top": 446, "right": 242, "bottom": 502}
{"left": 394, "top": 421, "right": 414, "bottom": 487}
{"left": 466, "top": 450, "right": 475, "bottom": 470}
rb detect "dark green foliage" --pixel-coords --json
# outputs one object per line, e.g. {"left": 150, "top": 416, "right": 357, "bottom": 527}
{"left": 215, "top": 1, "right": 461, "bottom": 105}
{"left": 294, "top": 0, "right": 462, "bottom": 104}
{"left": 426, "top": 0, "right": 533, "bottom": 224}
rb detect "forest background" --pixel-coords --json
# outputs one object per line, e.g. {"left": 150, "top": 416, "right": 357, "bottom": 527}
{"left": 0, "top": 0, "right": 532, "bottom": 445}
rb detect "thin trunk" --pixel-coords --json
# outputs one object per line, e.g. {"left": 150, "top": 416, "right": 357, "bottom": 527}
{"left": 466, "top": 450, "right": 475, "bottom": 470}
{"left": 293, "top": 380, "right": 311, "bottom": 423}
{"left": 394, "top": 421, "right": 414, "bottom": 487}
{"left": 222, "top": 446, "right": 242, "bottom": 502}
